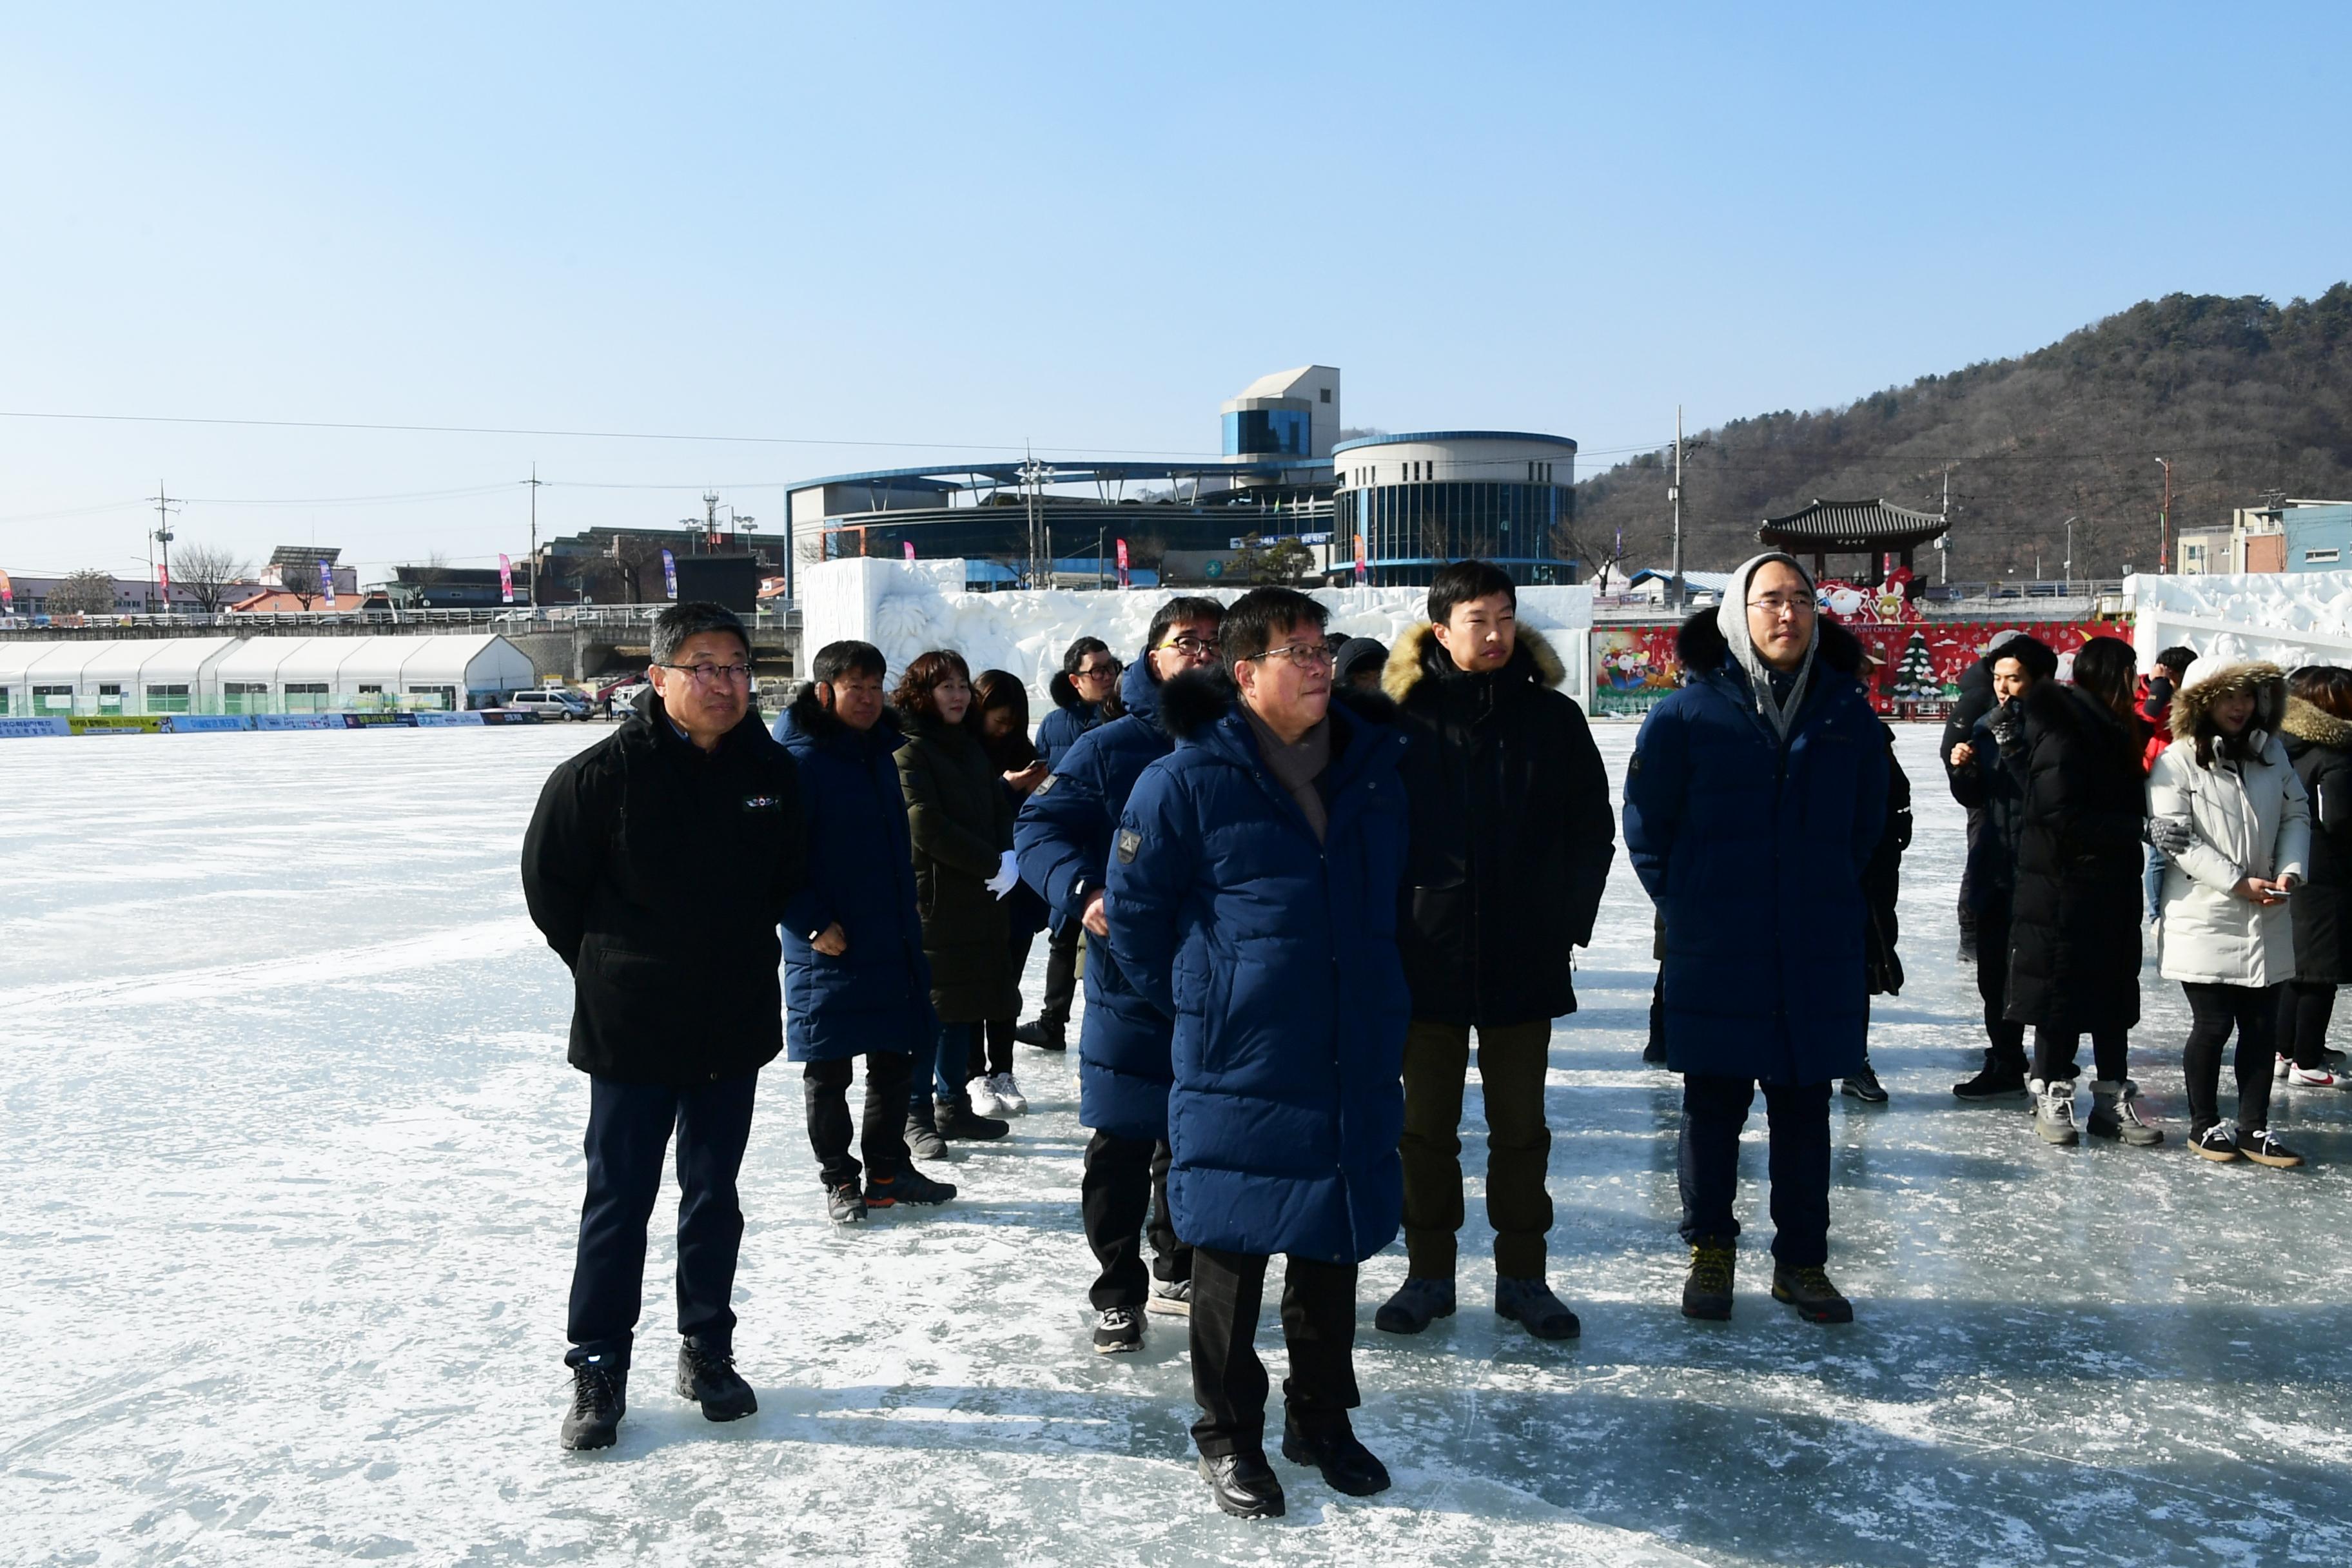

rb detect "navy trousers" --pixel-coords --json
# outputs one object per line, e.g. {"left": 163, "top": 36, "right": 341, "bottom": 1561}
{"left": 566, "top": 1071, "right": 758, "bottom": 1369}
{"left": 1677, "top": 1075, "right": 1832, "bottom": 1268}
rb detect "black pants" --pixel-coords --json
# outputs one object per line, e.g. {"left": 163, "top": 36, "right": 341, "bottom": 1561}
{"left": 1958, "top": 807, "right": 1984, "bottom": 945}
{"left": 1037, "top": 921, "right": 1081, "bottom": 1029}
{"left": 803, "top": 1052, "right": 913, "bottom": 1188}
{"left": 567, "top": 1071, "right": 758, "bottom": 1369}
{"left": 1974, "top": 899, "right": 2028, "bottom": 1074}
{"left": 2278, "top": 980, "right": 2337, "bottom": 1070}
{"left": 2032, "top": 1028, "right": 2129, "bottom": 1085}
{"left": 1189, "top": 1246, "right": 1359, "bottom": 1458}
{"left": 1677, "top": 1075, "right": 1831, "bottom": 1268}
{"left": 2182, "top": 982, "right": 2280, "bottom": 1135}
{"left": 981, "top": 923, "right": 1041, "bottom": 1076}
{"left": 1079, "top": 1130, "right": 1190, "bottom": 1309}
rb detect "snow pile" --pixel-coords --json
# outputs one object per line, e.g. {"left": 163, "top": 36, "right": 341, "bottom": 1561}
{"left": 799, "top": 557, "right": 1594, "bottom": 703}
{"left": 2128, "top": 569, "right": 2352, "bottom": 669}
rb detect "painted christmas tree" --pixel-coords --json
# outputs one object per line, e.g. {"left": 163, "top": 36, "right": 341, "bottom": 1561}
{"left": 1890, "top": 631, "right": 1939, "bottom": 702}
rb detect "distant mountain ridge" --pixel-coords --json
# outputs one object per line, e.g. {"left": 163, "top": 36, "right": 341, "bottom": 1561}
{"left": 1566, "top": 285, "right": 2352, "bottom": 581}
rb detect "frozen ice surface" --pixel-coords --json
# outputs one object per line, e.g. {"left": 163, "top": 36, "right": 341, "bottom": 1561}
{"left": 3, "top": 723, "right": 2349, "bottom": 1566}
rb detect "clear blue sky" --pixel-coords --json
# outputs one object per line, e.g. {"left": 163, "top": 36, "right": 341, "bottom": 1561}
{"left": 3, "top": 1, "right": 2345, "bottom": 582}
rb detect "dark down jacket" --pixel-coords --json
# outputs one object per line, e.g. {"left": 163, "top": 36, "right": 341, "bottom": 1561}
{"left": 1623, "top": 611, "right": 1888, "bottom": 1085}
{"left": 1948, "top": 700, "right": 2032, "bottom": 912}
{"left": 772, "top": 691, "right": 936, "bottom": 1063}
{"left": 2282, "top": 695, "right": 2352, "bottom": 985}
{"left": 1864, "top": 723, "right": 1912, "bottom": 996}
{"left": 1014, "top": 660, "right": 1182, "bottom": 1139}
{"left": 1381, "top": 623, "right": 1616, "bottom": 1026}
{"left": 2002, "top": 681, "right": 2148, "bottom": 1033}
{"left": 896, "top": 706, "right": 1019, "bottom": 1023}
{"left": 1035, "top": 672, "right": 1105, "bottom": 771}
{"left": 522, "top": 693, "right": 805, "bottom": 1086}
{"left": 1105, "top": 669, "right": 1411, "bottom": 1265}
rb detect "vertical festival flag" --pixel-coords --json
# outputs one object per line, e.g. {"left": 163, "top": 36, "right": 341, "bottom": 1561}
{"left": 660, "top": 549, "right": 678, "bottom": 600}
{"left": 903, "top": 541, "right": 916, "bottom": 562}
{"left": 317, "top": 559, "right": 337, "bottom": 609}
{"left": 498, "top": 554, "right": 515, "bottom": 604}
{"left": 1353, "top": 533, "right": 1367, "bottom": 585}
{"left": 1115, "top": 537, "right": 1130, "bottom": 589}
{"left": 0, "top": 567, "right": 14, "bottom": 610}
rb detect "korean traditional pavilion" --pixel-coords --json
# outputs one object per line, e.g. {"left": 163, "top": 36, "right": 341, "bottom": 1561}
{"left": 1757, "top": 498, "right": 1950, "bottom": 585}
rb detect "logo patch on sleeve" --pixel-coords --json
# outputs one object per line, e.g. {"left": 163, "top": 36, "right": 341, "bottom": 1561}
{"left": 1116, "top": 828, "right": 1142, "bottom": 864}
{"left": 741, "top": 794, "right": 784, "bottom": 813}
{"left": 1034, "top": 773, "right": 1059, "bottom": 796}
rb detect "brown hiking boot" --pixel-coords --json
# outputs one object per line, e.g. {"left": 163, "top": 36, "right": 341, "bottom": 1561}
{"left": 1771, "top": 1264, "right": 1854, "bottom": 1324}
{"left": 1681, "top": 1240, "right": 1734, "bottom": 1320}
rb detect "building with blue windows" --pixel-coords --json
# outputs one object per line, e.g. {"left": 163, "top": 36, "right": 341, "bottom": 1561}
{"left": 2280, "top": 500, "right": 2352, "bottom": 573}
{"left": 784, "top": 366, "right": 1578, "bottom": 591}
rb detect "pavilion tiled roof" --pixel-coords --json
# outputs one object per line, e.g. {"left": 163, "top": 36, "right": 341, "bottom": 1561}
{"left": 1757, "top": 498, "right": 1949, "bottom": 551}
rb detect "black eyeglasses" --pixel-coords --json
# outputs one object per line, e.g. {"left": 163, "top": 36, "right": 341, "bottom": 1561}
{"left": 658, "top": 662, "right": 753, "bottom": 686}
{"left": 1159, "top": 635, "right": 1220, "bottom": 656}
{"left": 1244, "top": 640, "right": 1340, "bottom": 669}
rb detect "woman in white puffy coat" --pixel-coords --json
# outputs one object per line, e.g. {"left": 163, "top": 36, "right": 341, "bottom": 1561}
{"left": 2149, "top": 660, "right": 2311, "bottom": 1166}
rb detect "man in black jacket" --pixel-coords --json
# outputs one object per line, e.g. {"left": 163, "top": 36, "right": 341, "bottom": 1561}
{"left": 521, "top": 602, "right": 805, "bottom": 1451}
{"left": 1941, "top": 631, "right": 2025, "bottom": 963}
{"left": 1373, "top": 560, "right": 1616, "bottom": 1342}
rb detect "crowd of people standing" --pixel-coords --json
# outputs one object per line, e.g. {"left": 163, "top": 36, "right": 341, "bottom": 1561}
{"left": 520, "top": 561, "right": 2349, "bottom": 1515}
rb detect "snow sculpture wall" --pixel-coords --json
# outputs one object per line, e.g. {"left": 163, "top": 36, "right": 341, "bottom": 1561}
{"left": 798, "top": 558, "right": 1594, "bottom": 705}
{"left": 2126, "top": 571, "right": 2352, "bottom": 672}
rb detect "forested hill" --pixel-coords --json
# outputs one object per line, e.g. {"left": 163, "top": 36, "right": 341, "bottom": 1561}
{"left": 1567, "top": 286, "right": 2352, "bottom": 582}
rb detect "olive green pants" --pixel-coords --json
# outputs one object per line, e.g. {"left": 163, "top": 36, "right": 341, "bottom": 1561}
{"left": 1399, "top": 1017, "right": 1556, "bottom": 1280}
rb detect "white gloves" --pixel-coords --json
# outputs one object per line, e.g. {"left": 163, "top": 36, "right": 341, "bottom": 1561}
{"left": 985, "top": 849, "right": 1021, "bottom": 899}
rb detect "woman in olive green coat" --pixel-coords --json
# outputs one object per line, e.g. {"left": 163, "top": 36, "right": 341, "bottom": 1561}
{"left": 894, "top": 649, "right": 1019, "bottom": 1146}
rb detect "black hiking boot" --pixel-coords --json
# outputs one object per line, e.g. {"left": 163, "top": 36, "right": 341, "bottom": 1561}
{"left": 1952, "top": 1066, "right": 2029, "bottom": 1101}
{"left": 867, "top": 1166, "right": 957, "bottom": 1206}
{"left": 905, "top": 1097, "right": 948, "bottom": 1161}
{"left": 1373, "top": 1276, "right": 1456, "bottom": 1334}
{"left": 1280, "top": 1412, "right": 1391, "bottom": 1496}
{"left": 559, "top": 1360, "right": 626, "bottom": 1450}
{"left": 1093, "top": 1305, "right": 1144, "bottom": 1354}
{"left": 1682, "top": 1239, "right": 1734, "bottom": 1320}
{"left": 1770, "top": 1264, "right": 1854, "bottom": 1324}
{"left": 936, "top": 1094, "right": 1009, "bottom": 1141}
{"left": 1014, "top": 1019, "right": 1066, "bottom": 1052}
{"left": 1842, "top": 1062, "right": 1888, "bottom": 1103}
{"left": 1495, "top": 1277, "right": 1581, "bottom": 1340}
{"left": 675, "top": 1339, "right": 756, "bottom": 1421}
{"left": 825, "top": 1181, "right": 867, "bottom": 1223}
{"left": 1199, "top": 1451, "right": 1285, "bottom": 1518}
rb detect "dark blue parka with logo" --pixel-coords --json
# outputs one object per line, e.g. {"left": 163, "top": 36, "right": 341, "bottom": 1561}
{"left": 1623, "top": 612, "right": 1887, "bottom": 1085}
{"left": 1015, "top": 660, "right": 1181, "bottom": 1139}
{"left": 1105, "top": 670, "right": 1411, "bottom": 1264}
{"left": 772, "top": 687, "right": 936, "bottom": 1063}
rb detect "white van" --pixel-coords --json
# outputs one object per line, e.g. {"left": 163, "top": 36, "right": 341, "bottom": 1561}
{"left": 508, "top": 687, "right": 593, "bottom": 721}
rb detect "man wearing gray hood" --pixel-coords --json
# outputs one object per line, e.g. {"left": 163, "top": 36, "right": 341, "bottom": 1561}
{"left": 1623, "top": 553, "right": 1886, "bottom": 1324}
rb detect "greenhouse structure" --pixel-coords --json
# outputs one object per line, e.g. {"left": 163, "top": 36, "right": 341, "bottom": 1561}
{"left": 0, "top": 635, "right": 538, "bottom": 718}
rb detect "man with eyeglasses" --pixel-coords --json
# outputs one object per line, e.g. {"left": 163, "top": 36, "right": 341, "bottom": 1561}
{"left": 1107, "top": 587, "right": 1409, "bottom": 1518}
{"left": 1375, "top": 559, "right": 1615, "bottom": 1344}
{"left": 1625, "top": 554, "right": 1886, "bottom": 1327}
{"left": 522, "top": 601, "right": 805, "bottom": 1450}
{"left": 1019, "top": 638, "right": 1126, "bottom": 1052}
{"left": 1014, "top": 596, "right": 1224, "bottom": 1354}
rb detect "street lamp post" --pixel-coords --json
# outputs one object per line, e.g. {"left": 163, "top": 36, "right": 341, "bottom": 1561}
{"left": 2154, "top": 457, "right": 2171, "bottom": 573}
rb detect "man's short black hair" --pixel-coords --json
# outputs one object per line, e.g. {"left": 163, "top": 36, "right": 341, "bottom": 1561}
{"left": 1143, "top": 596, "right": 1226, "bottom": 660}
{"left": 810, "top": 639, "right": 886, "bottom": 686}
{"left": 1428, "top": 559, "right": 1516, "bottom": 625}
{"left": 1222, "top": 587, "right": 1329, "bottom": 668}
{"left": 2157, "top": 644, "right": 2197, "bottom": 677}
{"left": 651, "top": 601, "right": 750, "bottom": 666}
{"left": 1992, "top": 634, "right": 2060, "bottom": 683}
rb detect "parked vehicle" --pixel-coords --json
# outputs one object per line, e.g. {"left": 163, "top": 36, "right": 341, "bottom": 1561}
{"left": 507, "top": 687, "right": 593, "bottom": 721}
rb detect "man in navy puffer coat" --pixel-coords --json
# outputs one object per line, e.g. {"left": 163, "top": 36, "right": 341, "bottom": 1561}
{"left": 772, "top": 640, "right": 949, "bottom": 1219}
{"left": 1014, "top": 597, "right": 1224, "bottom": 1348}
{"left": 1107, "top": 587, "right": 1409, "bottom": 1518}
{"left": 1625, "top": 553, "right": 1885, "bottom": 1328}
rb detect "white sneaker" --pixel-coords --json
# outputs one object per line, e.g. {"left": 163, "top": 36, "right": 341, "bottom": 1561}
{"left": 2276, "top": 1053, "right": 2293, "bottom": 1081}
{"left": 966, "top": 1075, "right": 1008, "bottom": 1117}
{"left": 987, "top": 1071, "right": 1027, "bottom": 1115}
{"left": 2286, "top": 1063, "right": 2345, "bottom": 1088}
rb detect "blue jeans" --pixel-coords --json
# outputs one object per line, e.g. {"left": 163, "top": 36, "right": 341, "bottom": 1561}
{"left": 2145, "top": 844, "right": 2168, "bottom": 923}
{"left": 1677, "top": 1075, "right": 1831, "bottom": 1268}
{"left": 567, "top": 1072, "right": 758, "bottom": 1368}
{"left": 919, "top": 1021, "right": 981, "bottom": 1104}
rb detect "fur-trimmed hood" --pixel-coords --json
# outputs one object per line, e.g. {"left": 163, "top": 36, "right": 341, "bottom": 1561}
{"left": 1378, "top": 622, "right": 1567, "bottom": 705}
{"left": 2170, "top": 660, "right": 2287, "bottom": 745}
{"left": 2282, "top": 693, "right": 2352, "bottom": 752}
{"left": 1674, "top": 607, "right": 1865, "bottom": 681}
{"left": 1159, "top": 663, "right": 1396, "bottom": 744}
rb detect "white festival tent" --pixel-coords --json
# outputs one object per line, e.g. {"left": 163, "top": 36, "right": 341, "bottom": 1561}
{"left": 0, "top": 634, "right": 536, "bottom": 717}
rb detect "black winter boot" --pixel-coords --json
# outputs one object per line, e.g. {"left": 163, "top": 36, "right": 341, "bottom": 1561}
{"left": 560, "top": 1360, "right": 626, "bottom": 1450}
{"left": 675, "top": 1339, "right": 757, "bottom": 1420}
{"left": 936, "top": 1094, "right": 1009, "bottom": 1141}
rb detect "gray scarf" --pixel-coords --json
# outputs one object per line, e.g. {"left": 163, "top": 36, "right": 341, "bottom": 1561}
{"left": 1717, "top": 551, "right": 1820, "bottom": 743}
{"left": 1243, "top": 705, "right": 1331, "bottom": 842}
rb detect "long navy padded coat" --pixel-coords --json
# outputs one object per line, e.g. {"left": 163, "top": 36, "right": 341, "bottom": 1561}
{"left": 1623, "top": 612, "right": 1887, "bottom": 1086}
{"left": 1014, "top": 660, "right": 1182, "bottom": 1140}
{"left": 772, "top": 689, "right": 937, "bottom": 1063}
{"left": 1105, "top": 669, "right": 1411, "bottom": 1264}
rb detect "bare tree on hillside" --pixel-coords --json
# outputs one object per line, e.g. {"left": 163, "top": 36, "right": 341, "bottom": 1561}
{"left": 172, "top": 543, "right": 251, "bottom": 614}
{"left": 46, "top": 569, "right": 119, "bottom": 617}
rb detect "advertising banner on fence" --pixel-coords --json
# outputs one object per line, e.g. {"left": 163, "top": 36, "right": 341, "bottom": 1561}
{"left": 498, "top": 554, "right": 515, "bottom": 605}
{"left": 0, "top": 716, "right": 70, "bottom": 740}
{"left": 68, "top": 716, "right": 167, "bottom": 736}
{"left": 0, "top": 567, "right": 13, "bottom": 610}
{"left": 317, "top": 560, "right": 335, "bottom": 609}
{"left": 1590, "top": 618, "right": 2137, "bottom": 718}
{"left": 662, "top": 549, "right": 678, "bottom": 600}
{"left": 1116, "top": 537, "right": 1130, "bottom": 588}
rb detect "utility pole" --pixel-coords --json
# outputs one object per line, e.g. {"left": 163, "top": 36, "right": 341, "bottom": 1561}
{"left": 150, "top": 481, "right": 181, "bottom": 615}
{"left": 2063, "top": 515, "right": 2077, "bottom": 594}
{"left": 1018, "top": 448, "right": 1050, "bottom": 589}
{"left": 524, "top": 464, "right": 545, "bottom": 610}
{"left": 1941, "top": 466, "right": 1954, "bottom": 586}
{"left": 2154, "top": 457, "right": 2172, "bottom": 573}
{"left": 1669, "top": 406, "right": 1684, "bottom": 610}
